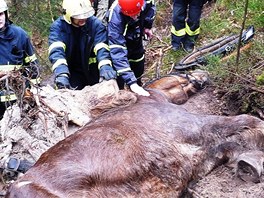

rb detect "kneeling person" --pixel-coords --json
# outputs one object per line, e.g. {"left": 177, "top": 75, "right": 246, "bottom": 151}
{"left": 48, "top": 0, "right": 117, "bottom": 90}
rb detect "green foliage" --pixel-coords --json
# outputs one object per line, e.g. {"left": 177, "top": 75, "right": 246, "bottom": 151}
{"left": 201, "top": 0, "right": 264, "bottom": 116}
{"left": 256, "top": 72, "right": 264, "bottom": 85}
{"left": 7, "top": 1, "right": 62, "bottom": 69}
{"left": 8, "top": 1, "right": 62, "bottom": 37}
{"left": 200, "top": 2, "right": 263, "bottom": 85}
{"left": 152, "top": 0, "right": 264, "bottom": 117}
{"left": 204, "top": 55, "right": 223, "bottom": 77}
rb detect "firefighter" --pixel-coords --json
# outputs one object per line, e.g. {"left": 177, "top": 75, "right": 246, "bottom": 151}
{"left": 108, "top": 0, "right": 156, "bottom": 96}
{"left": 0, "top": 0, "right": 39, "bottom": 118}
{"left": 91, "top": 0, "right": 115, "bottom": 24}
{"left": 48, "top": 0, "right": 117, "bottom": 90}
{"left": 171, "top": 0, "right": 211, "bottom": 52}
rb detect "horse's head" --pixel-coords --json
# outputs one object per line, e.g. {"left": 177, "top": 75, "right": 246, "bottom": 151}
{"left": 145, "top": 69, "right": 209, "bottom": 104}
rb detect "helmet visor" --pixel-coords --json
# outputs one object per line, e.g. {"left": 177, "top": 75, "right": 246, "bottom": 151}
{"left": 72, "top": 12, "right": 93, "bottom": 19}
{"left": 0, "top": 6, "right": 7, "bottom": 13}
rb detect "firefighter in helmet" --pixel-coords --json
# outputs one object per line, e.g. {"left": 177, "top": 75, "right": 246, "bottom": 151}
{"left": 0, "top": 0, "right": 39, "bottom": 118}
{"left": 107, "top": 0, "right": 156, "bottom": 96}
{"left": 48, "top": 0, "right": 116, "bottom": 90}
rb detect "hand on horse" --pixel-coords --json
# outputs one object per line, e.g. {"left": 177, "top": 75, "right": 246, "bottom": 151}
{"left": 130, "top": 83, "right": 150, "bottom": 96}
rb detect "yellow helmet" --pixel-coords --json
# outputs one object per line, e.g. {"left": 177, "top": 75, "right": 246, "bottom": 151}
{"left": 62, "top": 0, "right": 95, "bottom": 24}
{"left": 0, "top": 0, "right": 8, "bottom": 13}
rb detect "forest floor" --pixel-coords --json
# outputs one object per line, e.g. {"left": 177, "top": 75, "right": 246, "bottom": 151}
{"left": 179, "top": 88, "right": 264, "bottom": 198}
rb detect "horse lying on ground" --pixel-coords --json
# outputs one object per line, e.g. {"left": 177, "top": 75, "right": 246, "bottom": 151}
{"left": 5, "top": 71, "right": 264, "bottom": 197}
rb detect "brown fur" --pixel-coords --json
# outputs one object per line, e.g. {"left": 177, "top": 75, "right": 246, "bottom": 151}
{"left": 5, "top": 72, "right": 264, "bottom": 198}
{"left": 146, "top": 70, "right": 209, "bottom": 104}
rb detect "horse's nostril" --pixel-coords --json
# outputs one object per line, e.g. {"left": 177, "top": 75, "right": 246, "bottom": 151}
{"left": 190, "top": 79, "right": 205, "bottom": 90}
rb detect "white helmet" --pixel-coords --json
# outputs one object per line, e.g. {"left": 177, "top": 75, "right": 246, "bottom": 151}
{"left": 0, "top": 0, "right": 8, "bottom": 13}
{"left": 62, "top": 0, "right": 95, "bottom": 24}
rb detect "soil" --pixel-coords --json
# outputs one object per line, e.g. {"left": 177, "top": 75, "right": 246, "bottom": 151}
{"left": 189, "top": 166, "right": 264, "bottom": 198}
{"left": 180, "top": 88, "right": 264, "bottom": 198}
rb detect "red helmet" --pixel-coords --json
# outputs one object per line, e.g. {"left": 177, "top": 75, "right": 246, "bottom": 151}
{"left": 118, "top": 0, "right": 144, "bottom": 17}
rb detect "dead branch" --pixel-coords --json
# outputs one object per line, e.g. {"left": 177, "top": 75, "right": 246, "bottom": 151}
{"left": 251, "top": 59, "right": 264, "bottom": 70}
{"left": 249, "top": 86, "right": 264, "bottom": 95}
{"left": 235, "top": 0, "right": 249, "bottom": 68}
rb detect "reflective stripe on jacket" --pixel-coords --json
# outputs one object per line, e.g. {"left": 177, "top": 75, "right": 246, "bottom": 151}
{"left": 48, "top": 16, "right": 112, "bottom": 82}
{"left": 108, "top": 0, "right": 156, "bottom": 85}
{"left": 0, "top": 23, "right": 39, "bottom": 102}
{"left": 0, "top": 91, "right": 17, "bottom": 102}
{"left": 0, "top": 24, "right": 38, "bottom": 66}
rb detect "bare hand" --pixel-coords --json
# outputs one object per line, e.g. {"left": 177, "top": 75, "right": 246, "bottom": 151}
{"left": 130, "top": 83, "right": 150, "bottom": 96}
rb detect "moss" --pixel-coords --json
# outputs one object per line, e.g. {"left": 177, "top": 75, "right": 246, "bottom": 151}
{"left": 256, "top": 72, "right": 264, "bottom": 85}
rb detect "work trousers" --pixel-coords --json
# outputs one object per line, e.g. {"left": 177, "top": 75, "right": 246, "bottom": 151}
{"left": 171, "top": 0, "right": 204, "bottom": 47}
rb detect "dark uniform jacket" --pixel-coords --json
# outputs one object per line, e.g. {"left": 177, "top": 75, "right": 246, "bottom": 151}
{"left": 0, "top": 23, "right": 38, "bottom": 69}
{"left": 48, "top": 16, "right": 112, "bottom": 86}
{"left": 0, "top": 22, "right": 38, "bottom": 102}
{"left": 107, "top": 0, "right": 156, "bottom": 86}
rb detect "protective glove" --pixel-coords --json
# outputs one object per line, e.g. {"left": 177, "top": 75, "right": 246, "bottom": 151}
{"left": 144, "top": 28, "right": 154, "bottom": 40}
{"left": 130, "top": 83, "right": 150, "bottom": 96}
{"left": 55, "top": 74, "right": 70, "bottom": 89}
{"left": 99, "top": 65, "right": 117, "bottom": 80}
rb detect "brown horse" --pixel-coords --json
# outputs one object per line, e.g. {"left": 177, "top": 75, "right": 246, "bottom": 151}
{"left": 5, "top": 71, "right": 264, "bottom": 197}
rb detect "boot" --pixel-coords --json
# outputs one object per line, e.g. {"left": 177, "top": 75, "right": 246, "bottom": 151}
{"left": 183, "top": 42, "right": 194, "bottom": 53}
{"left": 5, "top": 157, "right": 34, "bottom": 174}
{"left": 183, "top": 36, "right": 196, "bottom": 53}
